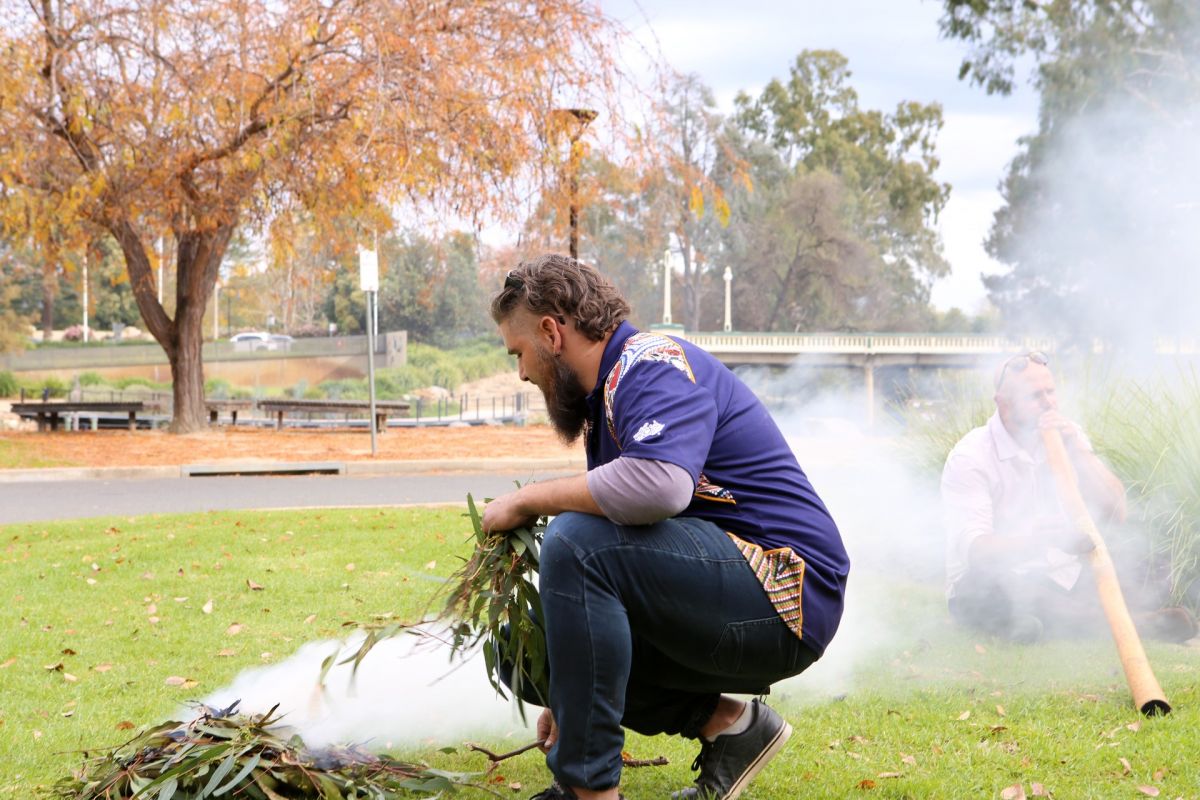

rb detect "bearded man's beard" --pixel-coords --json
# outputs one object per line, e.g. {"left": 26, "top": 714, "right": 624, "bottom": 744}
{"left": 534, "top": 345, "right": 590, "bottom": 444}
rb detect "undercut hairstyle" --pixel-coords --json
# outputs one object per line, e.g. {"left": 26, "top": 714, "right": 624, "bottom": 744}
{"left": 491, "top": 253, "right": 631, "bottom": 342}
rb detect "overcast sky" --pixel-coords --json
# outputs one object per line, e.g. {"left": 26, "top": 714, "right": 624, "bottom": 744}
{"left": 601, "top": 0, "right": 1039, "bottom": 313}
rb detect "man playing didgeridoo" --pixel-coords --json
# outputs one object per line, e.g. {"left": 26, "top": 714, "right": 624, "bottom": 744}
{"left": 482, "top": 254, "right": 850, "bottom": 800}
{"left": 942, "top": 351, "right": 1195, "bottom": 644}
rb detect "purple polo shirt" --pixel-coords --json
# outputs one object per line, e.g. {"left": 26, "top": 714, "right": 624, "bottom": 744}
{"left": 584, "top": 322, "right": 849, "bottom": 654}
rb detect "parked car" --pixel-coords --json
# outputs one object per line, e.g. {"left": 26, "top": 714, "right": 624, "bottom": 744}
{"left": 230, "top": 332, "right": 296, "bottom": 351}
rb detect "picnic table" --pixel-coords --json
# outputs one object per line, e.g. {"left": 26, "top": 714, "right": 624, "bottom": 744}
{"left": 10, "top": 401, "right": 146, "bottom": 431}
{"left": 205, "top": 398, "right": 255, "bottom": 425}
{"left": 256, "top": 398, "right": 412, "bottom": 432}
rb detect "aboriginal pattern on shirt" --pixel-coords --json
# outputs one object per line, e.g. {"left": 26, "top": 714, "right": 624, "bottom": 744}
{"left": 727, "top": 533, "right": 807, "bottom": 639}
{"left": 603, "top": 332, "right": 694, "bottom": 444}
{"left": 696, "top": 473, "right": 736, "bottom": 504}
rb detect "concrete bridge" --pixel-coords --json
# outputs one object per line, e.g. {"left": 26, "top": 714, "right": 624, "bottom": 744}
{"left": 660, "top": 329, "right": 1200, "bottom": 427}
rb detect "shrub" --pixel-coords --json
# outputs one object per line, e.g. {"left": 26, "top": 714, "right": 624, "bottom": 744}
{"left": 38, "top": 376, "right": 68, "bottom": 398}
{"left": 113, "top": 376, "right": 170, "bottom": 391}
{"left": 0, "top": 370, "right": 18, "bottom": 398}
{"left": 78, "top": 371, "right": 107, "bottom": 387}
{"left": 204, "top": 378, "right": 232, "bottom": 399}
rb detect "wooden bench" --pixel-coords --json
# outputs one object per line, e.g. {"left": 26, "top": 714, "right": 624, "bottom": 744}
{"left": 256, "top": 398, "right": 412, "bottom": 432}
{"left": 205, "top": 399, "right": 256, "bottom": 425}
{"left": 10, "top": 401, "right": 146, "bottom": 431}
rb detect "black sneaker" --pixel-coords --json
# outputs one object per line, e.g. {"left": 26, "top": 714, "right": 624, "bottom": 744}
{"left": 672, "top": 699, "right": 792, "bottom": 800}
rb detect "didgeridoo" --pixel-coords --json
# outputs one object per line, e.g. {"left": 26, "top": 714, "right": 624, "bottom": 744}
{"left": 1041, "top": 427, "right": 1171, "bottom": 716}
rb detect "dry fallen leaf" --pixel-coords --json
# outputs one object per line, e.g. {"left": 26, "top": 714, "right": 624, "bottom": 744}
{"left": 1152, "top": 769, "right": 1165, "bottom": 781}
{"left": 423, "top": 560, "right": 437, "bottom": 570}
{"left": 1126, "top": 721, "right": 1142, "bottom": 733}
{"left": 246, "top": 579, "right": 264, "bottom": 591}
{"left": 115, "top": 720, "right": 135, "bottom": 730}
{"left": 202, "top": 599, "right": 213, "bottom": 614}
{"left": 303, "top": 614, "right": 317, "bottom": 624}
{"left": 996, "top": 704, "right": 1006, "bottom": 716}
{"left": 61, "top": 648, "right": 77, "bottom": 656}
{"left": 44, "top": 661, "right": 64, "bottom": 672}
{"left": 1030, "top": 782, "right": 1049, "bottom": 797}
{"left": 164, "top": 676, "right": 187, "bottom": 686}
{"left": 345, "top": 563, "right": 356, "bottom": 572}
{"left": 901, "top": 755, "right": 917, "bottom": 766}
{"left": 957, "top": 711, "right": 971, "bottom": 721}
{"left": 0, "top": 657, "right": 15, "bottom": 669}
{"left": 1137, "top": 787, "right": 1160, "bottom": 797}
{"left": 217, "top": 648, "right": 236, "bottom": 657}
{"left": 63, "top": 672, "right": 78, "bottom": 682}
{"left": 1000, "top": 783, "right": 1027, "bottom": 800}
{"left": 975, "top": 643, "right": 987, "bottom": 654}
{"left": 1120, "top": 757, "right": 1133, "bottom": 775}
{"left": 877, "top": 772, "right": 903, "bottom": 779}
{"left": 226, "top": 623, "right": 243, "bottom": 636}
{"left": 92, "top": 663, "right": 112, "bottom": 673}
{"left": 857, "top": 779, "right": 876, "bottom": 790}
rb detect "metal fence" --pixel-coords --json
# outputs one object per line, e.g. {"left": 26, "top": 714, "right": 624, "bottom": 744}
{"left": 0, "top": 331, "right": 406, "bottom": 372}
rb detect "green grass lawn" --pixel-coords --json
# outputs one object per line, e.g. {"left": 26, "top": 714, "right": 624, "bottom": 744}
{"left": 3, "top": 508, "right": 1199, "bottom": 798}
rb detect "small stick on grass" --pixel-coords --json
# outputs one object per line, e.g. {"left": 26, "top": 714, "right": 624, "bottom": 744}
{"left": 467, "top": 740, "right": 669, "bottom": 772}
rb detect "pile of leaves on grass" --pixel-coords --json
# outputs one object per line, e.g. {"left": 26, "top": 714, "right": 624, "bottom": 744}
{"left": 55, "top": 701, "right": 473, "bottom": 799}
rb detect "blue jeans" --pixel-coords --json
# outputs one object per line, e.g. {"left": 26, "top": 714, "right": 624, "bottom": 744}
{"left": 502, "top": 512, "right": 819, "bottom": 791}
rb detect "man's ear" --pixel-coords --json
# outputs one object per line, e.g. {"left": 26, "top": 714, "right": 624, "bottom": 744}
{"left": 538, "top": 314, "right": 564, "bottom": 354}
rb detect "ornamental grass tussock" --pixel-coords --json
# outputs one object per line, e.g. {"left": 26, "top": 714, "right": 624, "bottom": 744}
{"left": 58, "top": 494, "right": 548, "bottom": 797}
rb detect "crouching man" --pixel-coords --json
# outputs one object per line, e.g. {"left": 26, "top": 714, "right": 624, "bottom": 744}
{"left": 482, "top": 254, "right": 850, "bottom": 800}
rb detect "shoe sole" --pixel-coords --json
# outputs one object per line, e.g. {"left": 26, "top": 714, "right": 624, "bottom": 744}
{"left": 721, "top": 719, "right": 793, "bottom": 800}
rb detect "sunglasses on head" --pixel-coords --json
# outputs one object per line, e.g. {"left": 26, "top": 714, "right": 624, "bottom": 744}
{"left": 504, "top": 270, "right": 524, "bottom": 291}
{"left": 995, "top": 351, "right": 1049, "bottom": 391}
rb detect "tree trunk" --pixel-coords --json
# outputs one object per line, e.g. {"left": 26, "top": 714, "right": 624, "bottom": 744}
{"left": 109, "top": 218, "right": 234, "bottom": 433}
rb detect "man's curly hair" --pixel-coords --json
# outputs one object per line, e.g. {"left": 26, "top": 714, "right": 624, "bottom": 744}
{"left": 490, "top": 253, "right": 630, "bottom": 342}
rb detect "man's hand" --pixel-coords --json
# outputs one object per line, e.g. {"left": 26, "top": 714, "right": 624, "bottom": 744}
{"left": 1038, "top": 410, "right": 1082, "bottom": 449}
{"left": 537, "top": 707, "right": 558, "bottom": 752}
{"left": 481, "top": 489, "right": 537, "bottom": 534}
{"left": 1037, "top": 520, "right": 1096, "bottom": 555}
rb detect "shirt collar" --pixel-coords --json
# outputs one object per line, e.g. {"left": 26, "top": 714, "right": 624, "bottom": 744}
{"left": 590, "top": 320, "right": 639, "bottom": 397}
{"left": 988, "top": 410, "right": 1037, "bottom": 464}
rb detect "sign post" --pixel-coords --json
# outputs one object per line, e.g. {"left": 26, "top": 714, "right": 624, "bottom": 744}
{"left": 358, "top": 246, "right": 380, "bottom": 456}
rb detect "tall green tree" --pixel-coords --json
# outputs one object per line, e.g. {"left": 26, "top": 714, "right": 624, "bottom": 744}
{"left": 729, "top": 50, "right": 950, "bottom": 331}
{"left": 940, "top": 1, "right": 1200, "bottom": 344}
{"left": 377, "top": 231, "right": 489, "bottom": 347}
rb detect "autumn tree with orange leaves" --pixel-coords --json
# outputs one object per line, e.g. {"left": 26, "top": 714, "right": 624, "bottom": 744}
{"left": 0, "top": 0, "right": 616, "bottom": 431}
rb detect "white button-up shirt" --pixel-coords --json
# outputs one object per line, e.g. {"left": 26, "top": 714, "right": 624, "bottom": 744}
{"left": 941, "top": 412, "right": 1085, "bottom": 599}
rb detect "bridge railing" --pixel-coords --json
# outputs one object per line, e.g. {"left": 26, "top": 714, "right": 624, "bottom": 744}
{"left": 680, "top": 332, "right": 1057, "bottom": 355}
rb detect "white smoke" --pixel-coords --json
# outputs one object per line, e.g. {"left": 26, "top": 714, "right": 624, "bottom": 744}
{"left": 200, "top": 629, "right": 534, "bottom": 750}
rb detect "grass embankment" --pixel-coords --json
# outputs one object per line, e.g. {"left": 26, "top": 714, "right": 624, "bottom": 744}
{"left": 0, "top": 438, "right": 76, "bottom": 470}
{"left": 3, "top": 508, "right": 1200, "bottom": 798}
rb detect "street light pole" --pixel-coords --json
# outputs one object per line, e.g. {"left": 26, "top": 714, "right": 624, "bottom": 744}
{"left": 662, "top": 249, "right": 673, "bottom": 325}
{"left": 82, "top": 246, "right": 90, "bottom": 343}
{"left": 723, "top": 267, "right": 733, "bottom": 332}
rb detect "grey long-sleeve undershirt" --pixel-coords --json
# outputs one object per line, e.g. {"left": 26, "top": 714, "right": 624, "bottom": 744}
{"left": 585, "top": 456, "right": 694, "bottom": 525}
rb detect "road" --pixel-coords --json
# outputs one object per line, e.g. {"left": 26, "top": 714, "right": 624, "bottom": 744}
{"left": 0, "top": 470, "right": 573, "bottom": 525}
